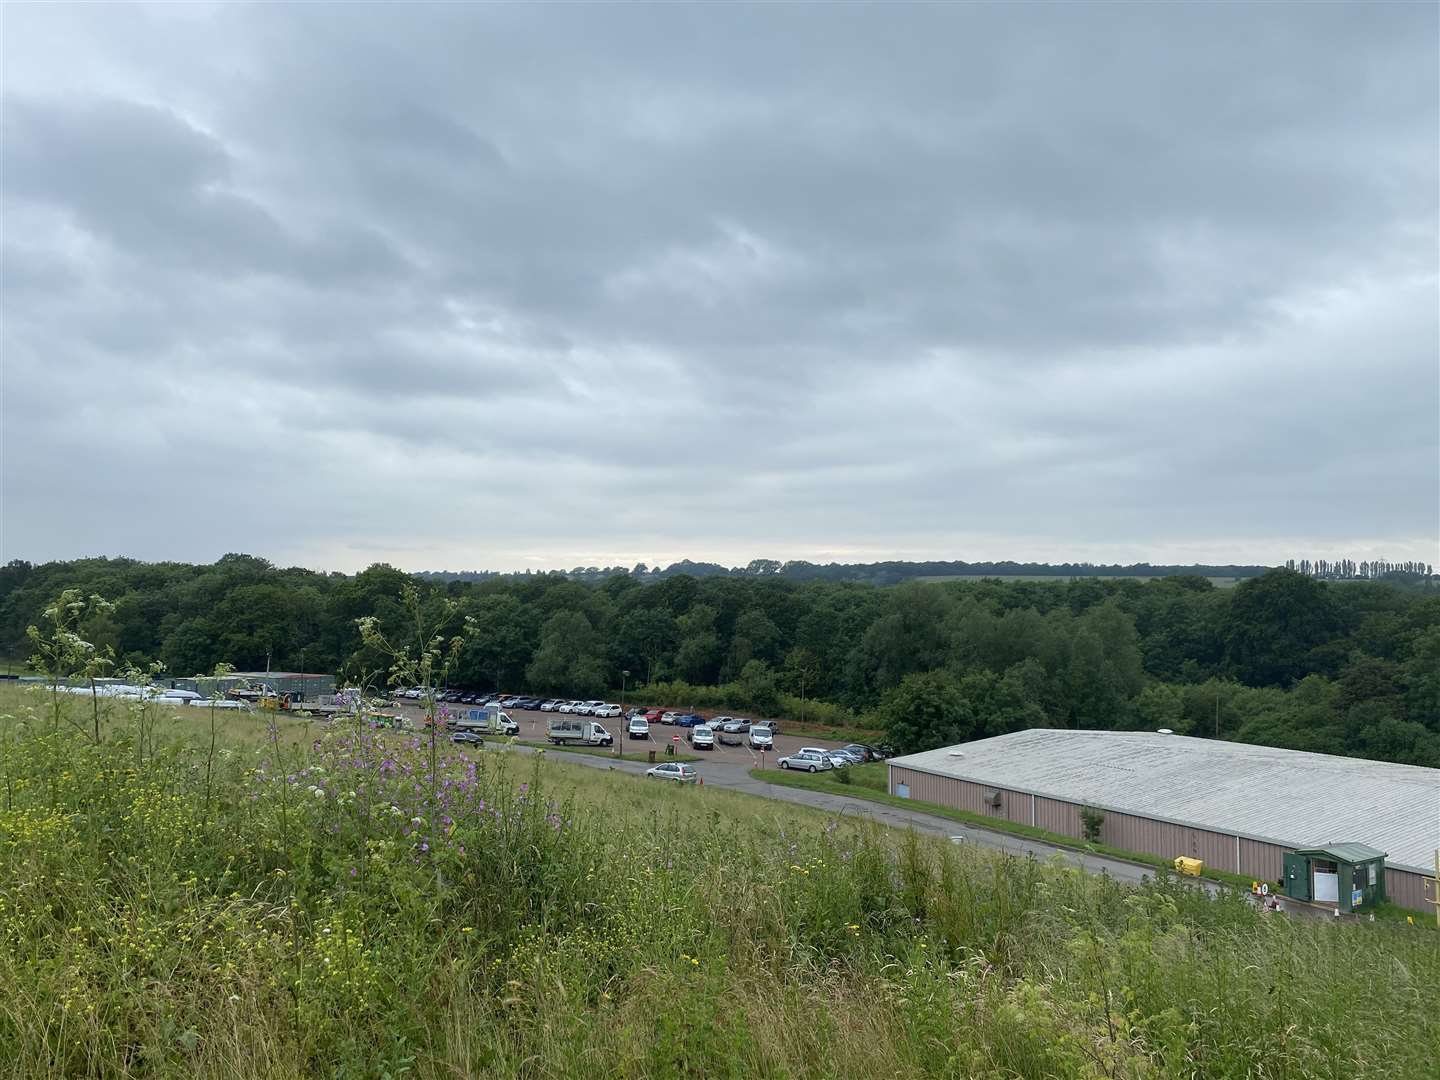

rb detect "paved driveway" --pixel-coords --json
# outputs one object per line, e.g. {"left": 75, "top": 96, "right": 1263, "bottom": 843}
{"left": 482, "top": 735, "right": 1216, "bottom": 893}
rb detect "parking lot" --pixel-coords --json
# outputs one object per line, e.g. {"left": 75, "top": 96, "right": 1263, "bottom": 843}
{"left": 385, "top": 699, "right": 851, "bottom": 771}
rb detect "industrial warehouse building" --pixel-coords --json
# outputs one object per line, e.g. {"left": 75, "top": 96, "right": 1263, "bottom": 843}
{"left": 887, "top": 730, "right": 1438, "bottom": 911}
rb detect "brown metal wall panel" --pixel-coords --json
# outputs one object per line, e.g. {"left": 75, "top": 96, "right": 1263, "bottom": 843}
{"left": 1386, "top": 868, "right": 1427, "bottom": 911}
{"left": 1240, "top": 838, "right": 1285, "bottom": 883}
{"left": 889, "top": 769, "right": 1019, "bottom": 821}
{"left": 1035, "top": 796, "right": 1081, "bottom": 837}
{"left": 1004, "top": 792, "right": 1032, "bottom": 826}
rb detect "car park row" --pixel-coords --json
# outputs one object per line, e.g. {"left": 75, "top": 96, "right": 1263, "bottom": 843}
{"left": 388, "top": 688, "right": 893, "bottom": 766}
{"left": 390, "top": 690, "right": 822, "bottom": 751}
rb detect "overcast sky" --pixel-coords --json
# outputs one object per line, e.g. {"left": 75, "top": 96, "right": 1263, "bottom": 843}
{"left": 2, "top": 2, "right": 1436, "bottom": 573}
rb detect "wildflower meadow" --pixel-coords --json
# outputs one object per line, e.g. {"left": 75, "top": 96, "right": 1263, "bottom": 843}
{"left": 0, "top": 684, "right": 1435, "bottom": 1079}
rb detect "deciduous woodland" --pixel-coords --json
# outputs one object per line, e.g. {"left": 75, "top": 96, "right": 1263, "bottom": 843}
{"left": 3, "top": 557, "right": 1437, "bottom": 765}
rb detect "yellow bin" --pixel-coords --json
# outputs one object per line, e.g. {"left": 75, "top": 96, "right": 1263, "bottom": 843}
{"left": 1173, "top": 857, "right": 1204, "bottom": 877}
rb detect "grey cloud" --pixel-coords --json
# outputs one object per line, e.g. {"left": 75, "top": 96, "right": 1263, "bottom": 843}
{"left": 1, "top": 1, "right": 1435, "bottom": 571}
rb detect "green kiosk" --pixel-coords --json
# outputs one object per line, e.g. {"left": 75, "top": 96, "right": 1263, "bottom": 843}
{"left": 1282, "top": 843, "right": 1387, "bottom": 912}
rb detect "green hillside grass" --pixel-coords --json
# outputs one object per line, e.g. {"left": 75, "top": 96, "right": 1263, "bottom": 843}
{"left": 1, "top": 684, "right": 1435, "bottom": 1078}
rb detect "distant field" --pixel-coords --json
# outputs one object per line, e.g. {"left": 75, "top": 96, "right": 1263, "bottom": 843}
{"left": 916, "top": 574, "right": 1246, "bottom": 587}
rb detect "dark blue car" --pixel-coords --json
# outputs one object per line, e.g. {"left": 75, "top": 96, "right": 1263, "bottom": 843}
{"left": 674, "top": 713, "right": 704, "bottom": 727}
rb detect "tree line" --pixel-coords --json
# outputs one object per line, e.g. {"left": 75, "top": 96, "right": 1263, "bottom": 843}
{"left": 416, "top": 557, "right": 1275, "bottom": 587}
{"left": 2, "top": 555, "right": 1437, "bottom": 766}
{"left": 1286, "top": 557, "right": 1434, "bottom": 581}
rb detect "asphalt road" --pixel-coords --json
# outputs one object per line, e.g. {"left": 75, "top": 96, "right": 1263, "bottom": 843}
{"left": 388, "top": 700, "right": 1327, "bottom": 910}
{"left": 470, "top": 720, "right": 1216, "bottom": 893}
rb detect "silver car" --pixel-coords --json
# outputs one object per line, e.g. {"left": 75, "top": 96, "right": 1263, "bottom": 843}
{"left": 646, "top": 762, "right": 698, "bottom": 783}
{"left": 778, "top": 749, "right": 832, "bottom": 773}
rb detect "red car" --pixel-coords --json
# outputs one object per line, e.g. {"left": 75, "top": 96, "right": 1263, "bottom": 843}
{"left": 644, "top": 708, "right": 666, "bottom": 723}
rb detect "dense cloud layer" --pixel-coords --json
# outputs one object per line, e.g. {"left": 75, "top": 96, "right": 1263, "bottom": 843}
{"left": 3, "top": 2, "right": 1436, "bottom": 571}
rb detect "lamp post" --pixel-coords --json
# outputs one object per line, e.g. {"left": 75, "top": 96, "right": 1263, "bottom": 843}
{"left": 618, "top": 670, "right": 629, "bottom": 758}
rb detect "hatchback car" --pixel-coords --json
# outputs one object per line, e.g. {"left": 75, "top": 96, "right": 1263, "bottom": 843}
{"left": 449, "top": 731, "right": 484, "bottom": 745}
{"left": 778, "top": 749, "right": 832, "bottom": 772}
{"left": 594, "top": 704, "right": 622, "bottom": 718}
{"left": 646, "top": 762, "right": 698, "bottom": 784}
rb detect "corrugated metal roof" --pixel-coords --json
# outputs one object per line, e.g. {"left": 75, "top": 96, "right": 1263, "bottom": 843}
{"left": 1295, "top": 843, "right": 1387, "bottom": 864}
{"left": 889, "top": 730, "right": 1439, "bottom": 874}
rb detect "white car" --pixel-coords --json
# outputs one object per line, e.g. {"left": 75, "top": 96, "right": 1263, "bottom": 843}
{"left": 558, "top": 701, "right": 580, "bottom": 714}
{"left": 660, "top": 711, "right": 681, "bottom": 725}
{"left": 627, "top": 716, "right": 650, "bottom": 739}
{"left": 778, "top": 749, "right": 832, "bottom": 773}
{"left": 540, "top": 699, "right": 561, "bottom": 712}
{"left": 688, "top": 724, "right": 716, "bottom": 750}
{"left": 583, "top": 700, "right": 606, "bottom": 715}
{"left": 748, "top": 727, "right": 773, "bottom": 750}
{"left": 594, "top": 704, "right": 622, "bottom": 718}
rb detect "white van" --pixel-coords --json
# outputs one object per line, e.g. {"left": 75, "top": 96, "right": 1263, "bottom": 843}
{"left": 547, "top": 717, "right": 613, "bottom": 746}
{"left": 688, "top": 724, "right": 716, "bottom": 750}
{"left": 453, "top": 705, "right": 518, "bottom": 737}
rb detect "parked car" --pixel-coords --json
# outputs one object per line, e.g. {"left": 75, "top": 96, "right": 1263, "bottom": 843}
{"left": 594, "top": 703, "right": 622, "bottom": 718}
{"left": 710, "top": 716, "right": 733, "bottom": 730}
{"left": 450, "top": 731, "right": 484, "bottom": 745}
{"left": 751, "top": 720, "right": 780, "bottom": 736}
{"left": 539, "top": 699, "right": 560, "bottom": 712}
{"left": 721, "top": 718, "right": 751, "bottom": 734}
{"left": 748, "top": 727, "right": 774, "bottom": 750}
{"left": 841, "top": 744, "right": 881, "bottom": 762}
{"left": 660, "top": 711, "right": 681, "bottom": 725}
{"left": 825, "top": 750, "right": 860, "bottom": 769}
{"left": 558, "top": 701, "right": 579, "bottom": 714}
{"left": 646, "top": 762, "right": 698, "bottom": 784}
{"left": 688, "top": 724, "right": 716, "bottom": 750}
{"left": 675, "top": 713, "right": 704, "bottom": 728}
{"left": 717, "top": 724, "right": 746, "bottom": 746}
{"left": 778, "top": 749, "right": 832, "bottom": 772}
{"left": 627, "top": 716, "right": 650, "bottom": 740}
{"left": 644, "top": 708, "right": 666, "bottom": 723}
